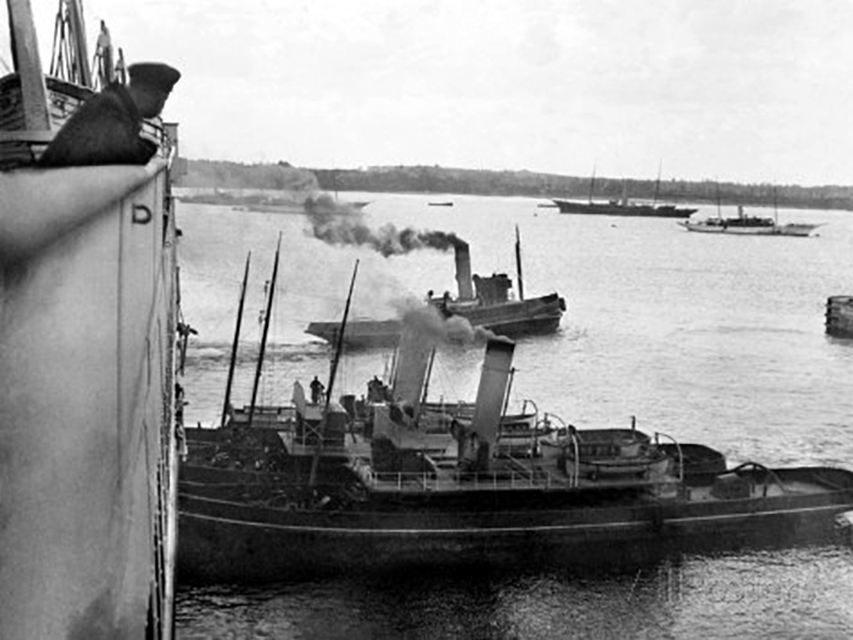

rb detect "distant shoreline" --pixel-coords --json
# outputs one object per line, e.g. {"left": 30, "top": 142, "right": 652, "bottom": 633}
{"left": 175, "top": 161, "right": 853, "bottom": 212}
{"left": 175, "top": 187, "right": 849, "bottom": 213}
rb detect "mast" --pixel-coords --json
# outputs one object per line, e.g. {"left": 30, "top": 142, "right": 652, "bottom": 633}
{"left": 247, "top": 234, "right": 281, "bottom": 429}
{"left": 48, "top": 0, "right": 93, "bottom": 88}
{"left": 653, "top": 159, "right": 662, "bottom": 207}
{"left": 7, "top": 0, "right": 51, "bottom": 131}
{"left": 773, "top": 186, "right": 779, "bottom": 225}
{"left": 587, "top": 162, "right": 597, "bottom": 204}
{"left": 220, "top": 252, "right": 251, "bottom": 428}
{"left": 501, "top": 367, "right": 515, "bottom": 419}
{"left": 715, "top": 182, "right": 722, "bottom": 219}
{"left": 66, "top": 0, "right": 92, "bottom": 87}
{"left": 309, "top": 259, "right": 359, "bottom": 487}
{"left": 514, "top": 224, "right": 524, "bottom": 301}
{"left": 420, "top": 346, "right": 437, "bottom": 411}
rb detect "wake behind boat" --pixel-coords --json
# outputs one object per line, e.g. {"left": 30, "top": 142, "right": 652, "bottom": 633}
{"left": 678, "top": 206, "right": 823, "bottom": 236}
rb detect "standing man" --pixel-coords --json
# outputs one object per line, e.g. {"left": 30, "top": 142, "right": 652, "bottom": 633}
{"left": 310, "top": 376, "right": 325, "bottom": 404}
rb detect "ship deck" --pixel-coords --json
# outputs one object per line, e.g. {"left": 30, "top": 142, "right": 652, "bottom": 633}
{"left": 367, "top": 458, "right": 673, "bottom": 494}
{"left": 686, "top": 478, "right": 836, "bottom": 501}
{"left": 366, "top": 462, "right": 847, "bottom": 500}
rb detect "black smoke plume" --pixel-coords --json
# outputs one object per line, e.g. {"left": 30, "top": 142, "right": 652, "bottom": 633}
{"left": 303, "top": 193, "right": 467, "bottom": 257}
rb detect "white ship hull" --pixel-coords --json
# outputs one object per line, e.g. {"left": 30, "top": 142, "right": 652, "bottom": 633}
{"left": 678, "top": 221, "right": 821, "bottom": 236}
{"left": 0, "top": 163, "right": 180, "bottom": 639}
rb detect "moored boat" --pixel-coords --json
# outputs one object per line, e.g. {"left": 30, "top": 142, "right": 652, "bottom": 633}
{"left": 678, "top": 206, "right": 823, "bottom": 236}
{"left": 553, "top": 164, "right": 697, "bottom": 218}
{"left": 179, "top": 463, "right": 853, "bottom": 582}
{"left": 553, "top": 199, "right": 698, "bottom": 218}
{"left": 1, "top": 3, "right": 183, "bottom": 637}
{"left": 177, "top": 338, "right": 853, "bottom": 583}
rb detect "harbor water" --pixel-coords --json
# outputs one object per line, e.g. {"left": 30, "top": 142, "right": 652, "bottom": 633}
{"left": 175, "top": 194, "right": 853, "bottom": 638}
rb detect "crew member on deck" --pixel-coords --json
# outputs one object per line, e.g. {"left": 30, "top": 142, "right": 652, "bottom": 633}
{"left": 440, "top": 291, "right": 453, "bottom": 318}
{"left": 37, "top": 62, "right": 181, "bottom": 167}
{"left": 310, "top": 376, "right": 325, "bottom": 404}
{"left": 367, "top": 375, "right": 384, "bottom": 402}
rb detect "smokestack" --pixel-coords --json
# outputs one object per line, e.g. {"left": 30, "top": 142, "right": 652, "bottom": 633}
{"left": 455, "top": 243, "right": 474, "bottom": 300}
{"left": 390, "top": 325, "right": 436, "bottom": 415}
{"left": 469, "top": 339, "right": 515, "bottom": 467}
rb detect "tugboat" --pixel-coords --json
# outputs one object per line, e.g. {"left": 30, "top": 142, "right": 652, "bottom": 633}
{"left": 306, "top": 228, "right": 566, "bottom": 349}
{"left": 1, "top": 2, "right": 183, "bottom": 637}
{"left": 177, "top": 337, "right": 853, "bottom": 583}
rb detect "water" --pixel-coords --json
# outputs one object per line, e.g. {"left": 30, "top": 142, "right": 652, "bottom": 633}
{"left": 175, "top": 194, "right": 853, "bottom": 638}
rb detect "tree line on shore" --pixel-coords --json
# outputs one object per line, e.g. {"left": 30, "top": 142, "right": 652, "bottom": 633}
{"left": 177, "top": 160, "right": 853, "bottom": 211}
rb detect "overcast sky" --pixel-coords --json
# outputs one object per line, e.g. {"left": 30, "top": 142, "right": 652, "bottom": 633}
{"left": 7, "top": 0, "right": 852, "bottom": 185}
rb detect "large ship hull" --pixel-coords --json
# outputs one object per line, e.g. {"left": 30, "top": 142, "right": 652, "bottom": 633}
{"left": 552, "top": 199, "right": 697, "bottom": 217}
{"left": 0, "top": 163, "right": 180, "bottom": 638}
{"left": 177, "top": 466, "right": 853, "bottom": 583}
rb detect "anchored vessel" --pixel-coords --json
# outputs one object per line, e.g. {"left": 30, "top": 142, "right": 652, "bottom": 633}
{"left": 678, "top": 206, "right": 823, "bottom": 236}
{"left": 552, "top": 199, "right": 697, "bottom": 218}
{"left": 552, "top": 165, "right": 697, "bottom": 218}
{"left": 1, "top": 2, "right": 182, "bottom": 637}
{"left": 177, "top": 338, "right": 853, "bottom": 583}
{"left": 306, "top": 230, "right": 566, "bottom": 349}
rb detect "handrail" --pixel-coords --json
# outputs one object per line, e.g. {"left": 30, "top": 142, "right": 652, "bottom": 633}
{"left": 545, "top": 412, "right": 567, "bottom": 430}
{"left": 370, "top": 467, "right": 550, "bottom": 492}
{"left": 543, "top": 413, "right": 569, "bottom": 440}
{"left": 654, "top": 431, "right": 683, "bottom": 481}
{"left": 729, "top": 461, "right": 788, "bottom": 496}
{"left": 569, "top": 429, "right": 580, "bottom": 487}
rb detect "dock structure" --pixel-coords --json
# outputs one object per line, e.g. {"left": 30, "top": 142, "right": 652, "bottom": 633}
{"left": 826, "top": 296, "right": 853, "bottom": 338}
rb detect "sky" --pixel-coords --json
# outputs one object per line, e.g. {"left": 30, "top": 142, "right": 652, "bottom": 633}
{"left": 5, "top": 0, "right": 853, "bottom": 185}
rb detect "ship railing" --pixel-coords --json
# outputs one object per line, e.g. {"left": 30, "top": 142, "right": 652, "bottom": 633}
{"left": 371, "top": 468, "right": 554, "bottom": 492}
{"left": 654, "top": 431, "right": 683, "bottom": 481}
{"left": 568, "top": 428, "right": 580, "bottom": 488}
{"left": 542, "top": 413, "right": 579, "bottom": 488}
